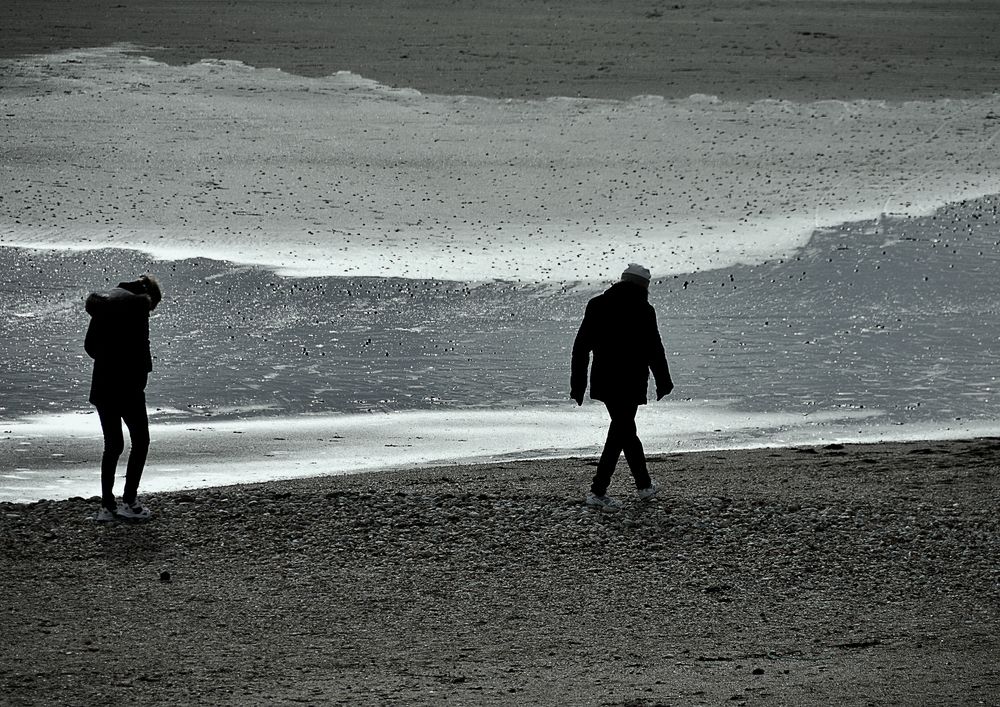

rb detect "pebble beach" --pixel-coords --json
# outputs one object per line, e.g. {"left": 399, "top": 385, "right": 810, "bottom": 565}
{"left": 2, "top": 439, "right": 998, "bottom": 705}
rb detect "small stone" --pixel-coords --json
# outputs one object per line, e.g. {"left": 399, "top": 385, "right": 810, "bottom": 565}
{"left": 752, "top": 667, "right": 765, "bottom": 675}
{"left": 159, "top": 571, "right": 171, "bottom": 583}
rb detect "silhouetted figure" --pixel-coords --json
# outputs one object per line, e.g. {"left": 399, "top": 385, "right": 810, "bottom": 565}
{"left": 85, "top": 275, "right": 162, "bottom": 522}
{"left": 571, "top": 264, "right": 673, "bottom": 509}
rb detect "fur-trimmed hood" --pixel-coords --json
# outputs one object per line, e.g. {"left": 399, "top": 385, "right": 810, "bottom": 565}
{"left": 85, "top": 283, "right": 152, "bottom": 318}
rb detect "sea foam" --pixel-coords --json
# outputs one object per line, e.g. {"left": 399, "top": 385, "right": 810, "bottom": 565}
{"left": 2, "top": 45, "right": 998, "bottom": 281}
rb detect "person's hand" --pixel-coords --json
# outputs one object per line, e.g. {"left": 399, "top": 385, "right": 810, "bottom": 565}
{"left": 656, "top": 382, "right": 674, "bottom": 400}
{"left": 571, "top": 392, "right": 584, "bottom": 406}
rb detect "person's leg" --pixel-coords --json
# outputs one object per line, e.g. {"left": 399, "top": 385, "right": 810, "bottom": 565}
{"left": 96, "top": 404, "right": 125, "bottom": 508}
{"left": 611, "top": 402, "right": 651, "bottom": 489}
{"left": 120, "top": 395, "right": 150, "bottom": 505}
{"left": 620, "top": 408, "right": 652, "bottom": 490}
{"left": 592, "top": 401, "right": 635, "bottom": 495}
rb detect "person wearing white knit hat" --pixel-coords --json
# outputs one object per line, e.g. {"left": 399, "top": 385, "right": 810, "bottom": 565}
{"left": 571, "top": 263, "right": 673, "bottom": 510}
{"left": 620, "top": 262, "right": 651, "bottom": 287}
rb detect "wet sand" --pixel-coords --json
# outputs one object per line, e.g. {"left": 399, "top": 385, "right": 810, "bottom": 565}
{"left": 1, "top": 440, "right": 998, "bottom": 705}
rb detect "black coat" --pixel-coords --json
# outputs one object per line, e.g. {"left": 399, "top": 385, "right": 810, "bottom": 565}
{"left": 85, "top": 282, "right": 154, "bottom": 405}
{"left": 571, "top": 281, "right": 672, "bottom": 405}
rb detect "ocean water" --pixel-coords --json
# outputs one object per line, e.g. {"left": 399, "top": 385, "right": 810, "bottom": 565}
{"left": 1, "top": 46, "right": 999, "bottom": 501}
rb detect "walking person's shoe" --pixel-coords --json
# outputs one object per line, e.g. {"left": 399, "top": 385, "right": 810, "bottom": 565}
{"left": 116, "top": 498, "right": 152, "bottom": 521}
{"left": 585, "top": 492, "right": 623, "bottom": 511}
{"left": 637, "top": 479, "right": 659, "bottom": 501}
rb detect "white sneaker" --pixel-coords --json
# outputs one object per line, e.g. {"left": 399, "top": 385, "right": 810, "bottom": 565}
{"left": 95, "top": 505, "right": 118, "bottom": 522}
{"left": 116, "top": 499, "right": 152, "bottom": 521}
{"left": 637, "top": 479, "right": 658, "bottom": 501}
{"left": 585, "top": 493, "right": 623, "bottom": 511}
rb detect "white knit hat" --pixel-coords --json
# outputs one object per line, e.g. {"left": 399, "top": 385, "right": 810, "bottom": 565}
{"left": 621, "top": 263, "right": 651, "bottom": 288}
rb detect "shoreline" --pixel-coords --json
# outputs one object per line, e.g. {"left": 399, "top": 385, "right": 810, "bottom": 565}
{"left": 3, "top": 401, "right": 1000, "bottom": 504}
{"left": 3, "top": 435, "right": 998, "bottom": 509}
{"left": 2, "top": 437, "right": 998, "bottom": 704}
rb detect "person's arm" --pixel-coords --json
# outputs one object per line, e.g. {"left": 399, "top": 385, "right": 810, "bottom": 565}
{"left": 84, "top": 318, "right": 102, "bottom": 360}
{"left": 570, "top": 301, "right": 596, "bottom": 405}
{"left": 648, "top": 308, "right": 673, "bottom": 399}
{"left": 84, "top": 293, "right": 108, "bottom": 360}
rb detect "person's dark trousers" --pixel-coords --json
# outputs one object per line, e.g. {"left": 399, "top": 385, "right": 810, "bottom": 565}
{"left": 96, "top": 396, "right": 150, "bottom": 508}
{"left": 591, "top": 400, "right": 652, "bottom": 496}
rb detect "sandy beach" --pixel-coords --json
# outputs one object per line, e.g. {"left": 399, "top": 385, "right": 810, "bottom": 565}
{"left": 2, "top": 0, "right": 1000, "bottom": 704}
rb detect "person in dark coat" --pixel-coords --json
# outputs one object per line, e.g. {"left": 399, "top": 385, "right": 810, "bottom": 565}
{"left": 85, "top": 275, "right": 162, "bottom": 521}
{"left": 571, "top": 263, "right": 673, "bottom": 509}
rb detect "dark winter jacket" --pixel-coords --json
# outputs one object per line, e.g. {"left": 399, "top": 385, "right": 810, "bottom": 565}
{"left": 85, "top": 282, "right": 154, "bottom": 405}
{"left": 571, "top": 281, "right": 672, "bottom": 405}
